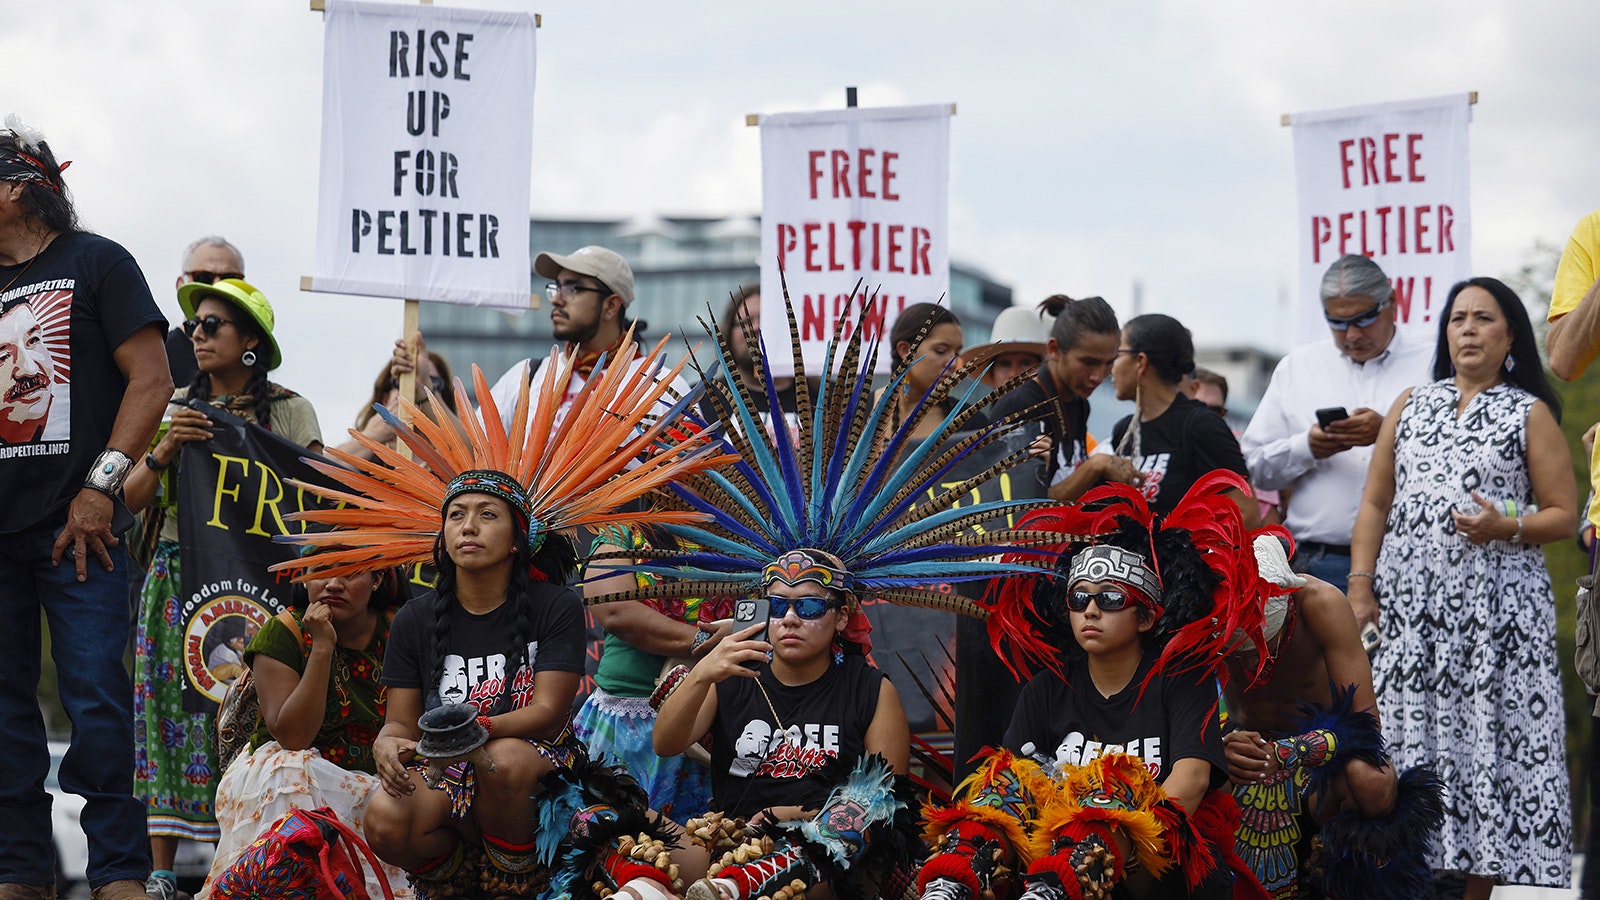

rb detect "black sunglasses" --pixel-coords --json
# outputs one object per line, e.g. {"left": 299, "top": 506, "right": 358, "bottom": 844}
{"left": 1324, "top": 301, "right": 1388, "bottom": 332}
{"left": 1061, "top": 590, "right": 1131, "bottom": 613}
{"left": 765, "top": 595, "right": 840, "bottom": 620}
{"left": 186, "top": 271, "right": 245, "bottom": 285}
{"left": 182, "top": 314, "right": 236, "bottom": 338}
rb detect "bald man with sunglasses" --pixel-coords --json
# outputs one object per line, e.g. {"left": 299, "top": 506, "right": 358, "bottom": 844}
{"left": 1240, "top": 254, "right": 1432, "bottom": 593}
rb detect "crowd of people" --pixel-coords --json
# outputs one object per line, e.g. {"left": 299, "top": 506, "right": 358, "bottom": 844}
{"left": 3, "top": 113, "right": 1598, "bottom": 900}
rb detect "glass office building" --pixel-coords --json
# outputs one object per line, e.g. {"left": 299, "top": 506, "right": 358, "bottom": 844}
{"left": 420, "top": 215, "right": 1013, "bottom": 396}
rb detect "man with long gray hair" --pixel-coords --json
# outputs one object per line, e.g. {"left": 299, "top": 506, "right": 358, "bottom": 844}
{"left": 1240, "top": 254, "right": 1431, "bottom": 593}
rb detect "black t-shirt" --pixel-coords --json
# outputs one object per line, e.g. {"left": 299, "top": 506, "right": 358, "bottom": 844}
{"left": 708, "top": 655, "right": 885, "bottom": 820}
{"left": 1109, "top": 394, "right": 1248, "bottom": 515}
{"left": 1003, "top": 653, "right": 1225, "bottom": 787}
{"left": 382, "top": 583, "right": 587, "bottom": 713}
{"left": 987, "top": 369, "right": 1089, "bottom": 488}
{"left": 697, "top": 375, "right": 800, "bottom": 438}
{"left": 0, "top": 231, "right": 165, "bottom": 533}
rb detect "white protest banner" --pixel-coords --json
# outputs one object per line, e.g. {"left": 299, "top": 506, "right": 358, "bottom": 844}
{"left": 758, "top": 104, "right": 951, "bottom": 376}
{"left": 1291, "top": 93, "right": 1472, "bottom": 344}
{"left": 310, "top": 0, "right": 535, "bottom": 309}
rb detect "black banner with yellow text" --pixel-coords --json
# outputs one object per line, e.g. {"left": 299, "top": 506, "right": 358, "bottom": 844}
{"left": 176, "top": 401, "right": 342, "bottom": 712}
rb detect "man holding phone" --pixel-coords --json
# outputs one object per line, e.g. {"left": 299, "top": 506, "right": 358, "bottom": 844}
{"left": 1240, "top": 255, "right": 1431, "bottom": 592}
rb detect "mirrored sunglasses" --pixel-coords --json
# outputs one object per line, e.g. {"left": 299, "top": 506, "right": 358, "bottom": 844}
{"left": 765, "top": 595, "right": 839, "bottom": 620}
{"left": 1324, "top": 301, "right": 1388, "bottom": 332}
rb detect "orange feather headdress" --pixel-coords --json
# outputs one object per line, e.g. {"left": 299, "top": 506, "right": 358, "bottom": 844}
{"left": 271, "top": 329, "right": 736, "bottom": 581}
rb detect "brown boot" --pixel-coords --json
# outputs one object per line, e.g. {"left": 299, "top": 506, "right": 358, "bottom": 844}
{"left": 0, "top": 884, "right": 55, "bottom": 900}
{"left": 89, "top": 880, "right": 154, "bottom": 900}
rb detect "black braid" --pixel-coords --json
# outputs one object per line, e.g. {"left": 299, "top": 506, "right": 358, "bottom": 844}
{"left": 242, "top": 363, "right": 274, "bottom": 428}
{"left": 428, "top": 532, "right": 458, "bottom": 700}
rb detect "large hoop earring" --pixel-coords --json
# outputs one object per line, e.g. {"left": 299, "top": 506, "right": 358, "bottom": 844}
{"left": 241, "top": 349, "right": 258, "bottom": 367}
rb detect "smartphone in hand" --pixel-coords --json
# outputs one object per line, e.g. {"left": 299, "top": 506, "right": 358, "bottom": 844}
{"left": 732, "top": 596, "right": 771, "bottom": 671}
{"left": 1315, "top": 407, "right": 1350, "bottom": 429}
{"left": 1359, "top": 621, "right": 1382, "bottom": 656}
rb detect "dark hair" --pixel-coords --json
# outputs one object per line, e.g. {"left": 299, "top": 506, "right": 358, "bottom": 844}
{"left": 1035, "top": 516, "right": 1219, "bottom": 665}
{"left": 718, "top": 285, "right": 760, "bottom": 350}
{"left": 427, "top": 496, "right": 577, "bottom": 713}
{"left": 355, "top": 351, "right": 456, "bottom": 429}
{"left": 1039, "top": 294, "right": 1118, "bottom": 351}
{"left": 1192, "top": 367, "right": 1228, "bottom": 402}
{"left": 291, "top": 567, "right": 407, "bottom": 614}
{"left": 0, "top": 132, "right": 78, "bottom": 234}
{"left": 1433, "top": 277, "right": 1562, "bottom": 421}
{"left": 889, "top": 302, "right": 960, "bottom": 369}
{"left": 185, "top": 294, "right": 274, "bottom": 426}
{"left": 1122, "top": 313, "right": 1194, "bottom": 385}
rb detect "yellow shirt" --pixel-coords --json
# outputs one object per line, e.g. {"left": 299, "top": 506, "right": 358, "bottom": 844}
{"left": 1551, "top": 208, "right": 1600, "bottom": 321}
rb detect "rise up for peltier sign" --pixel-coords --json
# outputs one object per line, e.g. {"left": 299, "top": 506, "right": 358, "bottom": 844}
{"left": 307, "top": 0, "right": 537, "bottom": 310}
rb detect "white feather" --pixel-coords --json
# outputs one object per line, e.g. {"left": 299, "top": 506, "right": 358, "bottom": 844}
{"left": 4, "top": 114, "right": 47, "bottom": 153}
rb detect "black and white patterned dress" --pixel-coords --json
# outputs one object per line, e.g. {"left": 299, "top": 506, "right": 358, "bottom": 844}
{"left": 1374, "top": 380, "right": 1570, "bottom": 886}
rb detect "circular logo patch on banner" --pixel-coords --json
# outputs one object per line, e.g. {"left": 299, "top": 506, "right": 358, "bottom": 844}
{"left": 184, "top": 593, "right": 273, "bottom": 704}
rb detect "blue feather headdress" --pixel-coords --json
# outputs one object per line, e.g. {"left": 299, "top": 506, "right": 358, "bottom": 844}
{"left": 585, "top": 283, "right": 1065, "bottom": 617}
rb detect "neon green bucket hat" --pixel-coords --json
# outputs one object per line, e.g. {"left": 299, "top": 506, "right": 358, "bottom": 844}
{"left": 176, "top": 277, "right": 282, "bottom": 370}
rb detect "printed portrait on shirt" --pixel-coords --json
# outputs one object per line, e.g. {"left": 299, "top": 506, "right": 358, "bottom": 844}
{"left": 437, "top": 640, "right": 540, "bottom": 712}
{"left": 0, "top": 288, "right": 71, "bottom": 446}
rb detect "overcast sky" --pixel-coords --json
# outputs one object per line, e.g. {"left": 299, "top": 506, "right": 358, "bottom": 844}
{"left": 6, "top": 0, "right": 1598, "bottom": 430}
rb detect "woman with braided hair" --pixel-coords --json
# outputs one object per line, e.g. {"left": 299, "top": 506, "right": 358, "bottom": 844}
{"left": 271, "top": 332, "right": 734, "bottom": 900}
{"left": 918, "top": 474, "right": 1272, "bottom": 900}
{"left": 363, "top": 471, "right": 590, "bottom": 895}
{"left": 122, "top": 278, "right": 321, "bottom": 899}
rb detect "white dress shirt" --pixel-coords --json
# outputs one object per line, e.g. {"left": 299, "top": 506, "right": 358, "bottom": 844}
{"left": 1240, "top": 327, "right": 1434, "bottom": 546}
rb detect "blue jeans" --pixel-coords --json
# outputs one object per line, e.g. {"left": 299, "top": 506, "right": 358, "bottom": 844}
{"left": 1293, "top": 544, "right": 1351, "bottom": 595}
{"left": 0, "top": 521, "right": 150, "bottom": 889}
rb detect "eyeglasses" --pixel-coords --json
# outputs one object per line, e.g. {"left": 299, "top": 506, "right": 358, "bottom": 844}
{"left": 1324, "top": 301, "right": 1389, "bottom": 332}
{"left": 1061, "top": 590, "right": 1131, "bottom": 613}
{"left": 185, "top": 271, "right": 245, "bottom": 285}
{"left": 544, "top": 281, "right": 610, "bottom": 301}
{"left": 182, "top": 315, "right": 236, "bottom": 338}
{"left": 765, "top": 595, "right": 840, "bottom": 620}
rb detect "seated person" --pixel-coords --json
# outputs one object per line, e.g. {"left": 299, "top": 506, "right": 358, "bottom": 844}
{"left": 920, "top": 475, "right": 1267, "bottom": 900}
{"left": 1224, "top": 536, "right": 1441, "bottom": 900}
{"left": 653, "top": 549, "right": 912, "bottom": 900}
{"left": 578, "top": 524, "right": 734, "bottom": 823}
{"left": 202, "top": 568, "right": 412, "bottom": 899}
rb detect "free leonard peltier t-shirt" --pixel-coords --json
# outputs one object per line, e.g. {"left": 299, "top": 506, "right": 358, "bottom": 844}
{"left": 382, "top": 583, "right": 587, "bottom": 713}
{"left": 1003, "top": 653, "right": 1225, "bottom": 787}
{"left": 1109, "top": 393, "right": 1249, "bottom": 515}
{"left": 0, "top": 231, "right": 165, "bottom": 533}
{"left": 708, "top": 654, "right": 884, "bottom": 820}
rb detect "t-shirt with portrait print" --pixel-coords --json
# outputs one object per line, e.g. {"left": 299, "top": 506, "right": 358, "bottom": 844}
{"left": 1003, "top": 653, "right": 1225, "bottom": 787}
{"left": 0, "top": 231, "right": 165, "bottom": 533}
{"left": 382, "top": 583, "right": 586, "bottom": 713}
{"left": 708, "top": 654, "right": 884, "bottom": 820}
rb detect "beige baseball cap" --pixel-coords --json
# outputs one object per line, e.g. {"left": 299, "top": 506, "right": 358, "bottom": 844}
{"left": 534, "top": 245, "right": 635, "bottom": 306}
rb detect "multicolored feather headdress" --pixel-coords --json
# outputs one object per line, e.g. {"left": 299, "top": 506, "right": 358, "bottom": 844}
{"left": 271, "top": 329, "right": 736, "bottom": 581}
{"left": 585, "top": 286, "right": 1064, "bottom": 617}
{"left": 987, "top": 470, "right": 1289, "bottom": 690}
